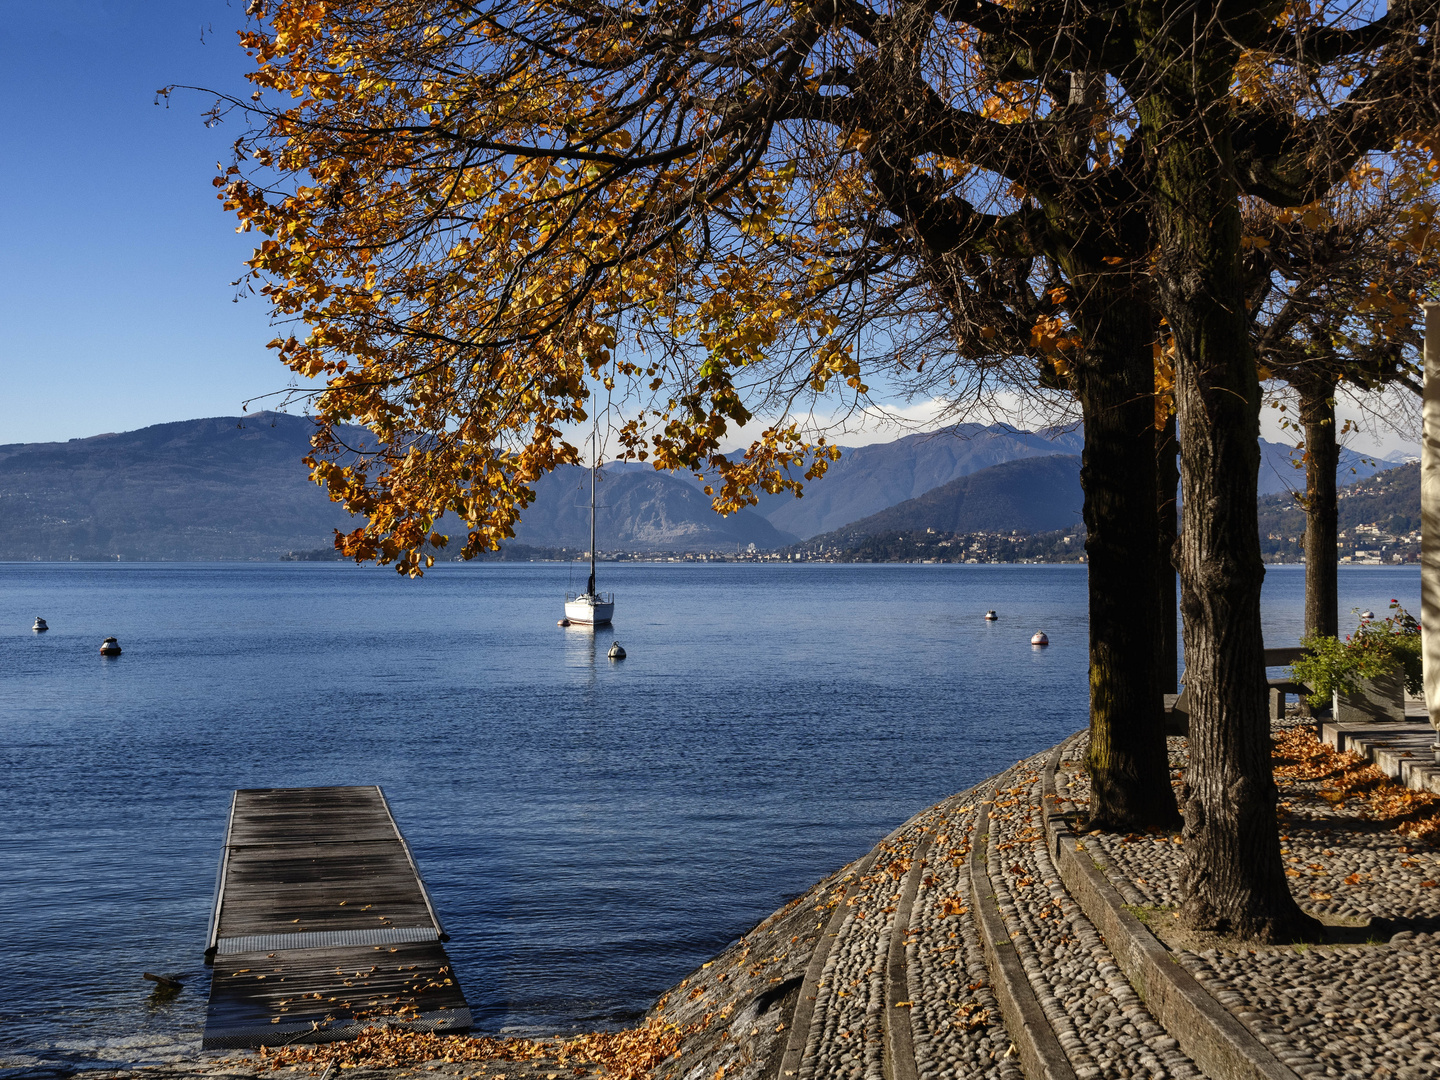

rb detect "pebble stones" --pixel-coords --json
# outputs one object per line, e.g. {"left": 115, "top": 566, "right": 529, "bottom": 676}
{"left": 1057, "top": 721, "right": 1440, "bottom": 1080}
{"left": 904, "top": 784, "right": 1022, "bottom": 1080}
{"left": 987, "top": 752, "right": 1202, "bottom": 1080}
{"left": 802, "top": 823, "right": 921, "bottom": 1080}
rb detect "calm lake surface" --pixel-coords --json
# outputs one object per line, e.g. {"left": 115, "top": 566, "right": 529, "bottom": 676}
{"left": 0, "top": 561, "right": 1420, "bottom": 1076}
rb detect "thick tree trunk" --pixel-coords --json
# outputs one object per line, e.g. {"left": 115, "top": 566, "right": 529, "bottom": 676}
{"left": 1140, "top": 44, "right": 1322, "bottom": 942}
{"left": 1074, "top": 288, "right": 1182, "bottom": 831}
{"left": 1298, "top": 378, "right": 1340, "bottom": 638}
{"left": 1157, "top": 413, "right": 1180, "bottom": 694}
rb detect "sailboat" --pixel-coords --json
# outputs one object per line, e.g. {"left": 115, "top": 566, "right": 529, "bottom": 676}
{"left": 563, "top": 445, "right": 615, "bottom": 626}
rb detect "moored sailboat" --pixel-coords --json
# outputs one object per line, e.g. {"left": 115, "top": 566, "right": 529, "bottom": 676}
{"left": 563, "top": 446, "right": 614, "bottom": 626}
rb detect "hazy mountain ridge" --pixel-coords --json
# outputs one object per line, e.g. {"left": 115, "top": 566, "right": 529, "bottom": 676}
{"left": 745, "top": 423, "right": 1393, "bottom": 540}
{"left": 751, "top": 423, "right": 1086, "bottom": 538}
{"left": 0, "top": 414, "right": 367, "bottom": 561}
{"left": 0, "top": 416, "right": 790, "bottom": 560}
{"left": 1256, "top": 461, "right": 1420, "bottom": 562}
{"left": 797, "top": 455, "right": 1084, "bottom": 549}
{"left": 0, "top": 414, "right": 1408, "bottom": 560}
{"left": 804, "top": 454, "right": 1417, "bottom": 563}
{"left": 513, "top": 465, "right": 795, "bottom": 551}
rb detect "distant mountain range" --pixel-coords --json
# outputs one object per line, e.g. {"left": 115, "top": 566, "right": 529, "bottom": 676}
{"left": 513, "top": 465, "right": 793, "bottom": 552}
{"left": 798, "top": 455, "right": 1084, "bottom": 548}
{"left": 1256, "top": 460, "right": 1420, "bottom": 561}
{"left": 752, "top": 423, "right": 1393, "bottom": 538}
{"left": 0, "top": 414, "right": 1406, "bottom": 560}
{"left": 1257, "top": 460, "right": 1420, "bottom": 539}
{"left": 751, "top": 424, "right": 1085, "bottom": 537}
{"left": 0, "top": 415, "right": 363, "bottom": 561}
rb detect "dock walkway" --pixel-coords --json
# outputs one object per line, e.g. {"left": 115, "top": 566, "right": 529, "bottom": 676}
{"left": 202, "top": 785, "right": 471, "bottom": 1049}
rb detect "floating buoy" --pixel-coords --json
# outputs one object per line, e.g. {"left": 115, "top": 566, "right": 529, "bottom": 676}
{"left": 1031, "top": 631, "right": 1049, "bottom": 647}
{"left": 608, "top": 641, "right": 626, "bottom": 660}
{"left": 100, "top": 636, "right": 122, "bottom": 656}
{"left": 1360, "top": 610, "right": 1375, "bottom": 620}
{"left": 32, "top": 617, "right": 48, "bottom": 632}
{"left": 984, "top": 610, "right": 998, "bottom": 621}
{"left": 558, "top": 618, "right": 571, "bottom": 627}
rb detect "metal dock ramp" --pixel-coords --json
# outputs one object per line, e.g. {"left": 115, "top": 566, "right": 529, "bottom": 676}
{"left": 202, "top": 785, "right": 471, "bottom": 1048}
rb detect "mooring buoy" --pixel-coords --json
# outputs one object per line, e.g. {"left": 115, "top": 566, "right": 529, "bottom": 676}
{"left": 1031, "top": 631, "right": 1049, "bottom": 647}
{"left": 100, "top": 636, "right": 122, "bottom": 656}
{"left": 608, "top": 641, "right": 626, "bottom": 660}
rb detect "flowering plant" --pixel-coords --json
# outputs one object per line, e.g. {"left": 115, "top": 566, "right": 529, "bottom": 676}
{"left": 1291, "top": 600, "right": 1421, "bottom": 707}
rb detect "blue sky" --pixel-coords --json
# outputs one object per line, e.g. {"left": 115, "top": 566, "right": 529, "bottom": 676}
{"left": 0, "top": 2, "right": 1418, "bottom": 459}
{"left": 0, "top": 1, "right": 291, "bottom": 445}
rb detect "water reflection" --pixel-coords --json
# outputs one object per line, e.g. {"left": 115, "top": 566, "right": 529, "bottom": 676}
{"left": 562, "top": 620, "right": 616, "bottom": 678}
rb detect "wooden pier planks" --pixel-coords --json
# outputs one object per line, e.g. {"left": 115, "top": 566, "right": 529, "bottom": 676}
{"left": 202, "top": 785, "right": 471, "bottom": 1049}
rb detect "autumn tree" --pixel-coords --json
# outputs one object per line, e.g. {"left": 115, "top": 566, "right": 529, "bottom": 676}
{"left": 207, "top": 0, "right": 1440, "bottom": 940}
{"left": 1244, "top": 160, "right": 1436, "bottom": 638}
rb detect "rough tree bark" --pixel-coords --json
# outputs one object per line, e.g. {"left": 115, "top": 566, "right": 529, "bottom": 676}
{"left": 1297, "top": 376, "right": 1340, "bottom": 638}
{"left": 1140, "top": 16, "right": 1322, "bottom": 942}
{"left": 1074, "top": 285, "right": 1182, "bottom": 830}
{"left": 1157, "top": 413, "right": 1180, "bottom": 695}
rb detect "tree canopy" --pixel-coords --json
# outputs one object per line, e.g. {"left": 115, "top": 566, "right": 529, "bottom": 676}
{"left": 207, "top": 0, "right": 1439, "bottom": 574}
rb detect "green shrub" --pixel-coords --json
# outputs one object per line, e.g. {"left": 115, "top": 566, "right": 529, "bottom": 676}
{"left": 1291, "top": 601, "right": 1421, "bottom": 706}
{"left": 1390, "top": 634, "right": 1423, "bottom": 697}
{"left": 1291, "top": 632, "right": 1389, "bottom": 707}
{"left": 1360, "top": 599, "right": 1423, "bottom": 696}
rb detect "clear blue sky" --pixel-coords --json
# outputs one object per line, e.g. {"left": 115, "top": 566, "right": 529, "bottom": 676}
{"left": 0, "top": 1, "right": 291, "bottom": 445}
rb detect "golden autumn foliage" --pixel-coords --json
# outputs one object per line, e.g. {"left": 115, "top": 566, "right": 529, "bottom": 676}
{"left": 202, "top": 0, "right": 1440, "bottom": 576}
{"left": 217, "top": 0, "right": 867, "bottom": 573}
{"left": 242, "top": 1016, "right": 692, "bottom": 1076}
{"left": 1273, "top": 726, "right": 1440, "bottom": 843}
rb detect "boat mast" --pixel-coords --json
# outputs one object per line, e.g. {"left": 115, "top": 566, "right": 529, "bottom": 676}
{"left": 588, "top": 431, "right": 597, "bottom": 596}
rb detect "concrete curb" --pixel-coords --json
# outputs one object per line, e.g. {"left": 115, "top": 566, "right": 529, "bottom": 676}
{"left": 1320, "top": 718, "right": 1440, "bottom": 794}
{"left": 969, "top": 775, "right": 1078, "bottom": 1080}
{"left": 1040, "top": 740, "right": 1300, "bottom": 1080}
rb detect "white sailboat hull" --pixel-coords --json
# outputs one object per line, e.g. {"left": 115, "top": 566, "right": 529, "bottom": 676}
{"left": 565, "top": 595, "right": 615, "bottom": 626}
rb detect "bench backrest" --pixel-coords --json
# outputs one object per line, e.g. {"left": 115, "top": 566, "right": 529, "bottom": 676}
{"left": 1263, "top": 646, "right": 1305, "bottom": 667}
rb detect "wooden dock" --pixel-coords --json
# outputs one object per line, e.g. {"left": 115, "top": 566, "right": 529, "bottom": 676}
{"left": 202, "top": 785, "right": 471, "bottom": 1048}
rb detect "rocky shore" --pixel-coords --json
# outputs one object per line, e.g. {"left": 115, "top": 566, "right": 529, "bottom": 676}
{"left": 92, "top": 718, "right": 1440, "bottom": 1080}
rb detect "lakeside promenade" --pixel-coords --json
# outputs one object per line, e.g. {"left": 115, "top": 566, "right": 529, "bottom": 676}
{"left": 95, "top": 717, "right": 1440, "bottom": 1080}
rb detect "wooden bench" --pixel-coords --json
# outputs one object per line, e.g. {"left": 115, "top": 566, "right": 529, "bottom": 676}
{"left": 1262, "top": 646, "right": 1311, "bottom": 720}
{"left": 1166, "top": 645, "right": 1310, "bottom": 733}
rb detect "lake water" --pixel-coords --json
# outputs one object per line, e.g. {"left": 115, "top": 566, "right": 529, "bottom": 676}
{"left": 0, "top": 562, "right": 1420, "bottom": 1076}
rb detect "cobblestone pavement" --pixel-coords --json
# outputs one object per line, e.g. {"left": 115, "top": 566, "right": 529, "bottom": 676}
{"left": 904, "top": 787, "right": 1021, "bottom": 1080}
{"left": 1056, "top": 724, "right": 1440, "bottom": 1080}
{"left": 986, "top": 755, "right": 1201, "bottom": 1080}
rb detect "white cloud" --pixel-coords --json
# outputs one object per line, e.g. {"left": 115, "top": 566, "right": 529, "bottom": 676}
{"left": 1260, "top": 382, "right": 1420, "bottom": 464}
